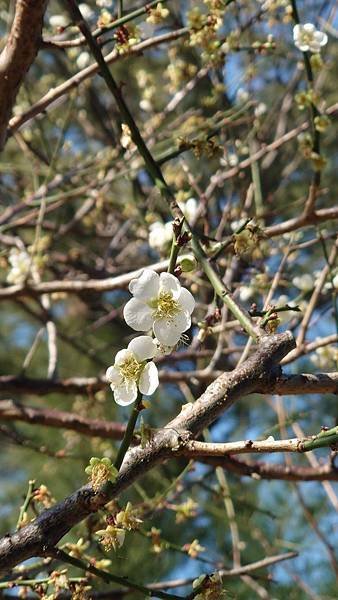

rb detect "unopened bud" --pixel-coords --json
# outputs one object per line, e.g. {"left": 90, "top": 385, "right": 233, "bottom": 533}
{"left": 179, "top": 257, "right": 197, "bottom": 272}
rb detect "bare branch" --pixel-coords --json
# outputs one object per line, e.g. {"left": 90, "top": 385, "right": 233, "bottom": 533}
{"left": 0, "top": 399, "right": 126, "bottom": 440}
{"left": 199, "top": 455, "right": 338, "bottom": 482}
{"left": 0, "top": 0, "right": 48, "bottom": 149}
{"left": 0, "top": 371, "right": 336, "bottom": 396}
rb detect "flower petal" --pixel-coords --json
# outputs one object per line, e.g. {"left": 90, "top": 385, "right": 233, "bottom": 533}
{"left": 159, "top": 272, "right": 181, "bottom": 299}
{"left": 139, "top": 362, "right": 159, "bottom": 395}
{"left": 128, "top": 335, "right": 157, "bottom": 361}
{"left": 123, "top": 298, "right": 153, "bottom": 331}
{"left": 105, "top": 365, "right": 122, "bottom": 387}
{"left": 129, "top": 269, "right": 159, "bottom": 300}
{"left": 293, "top": 24, "right": 300, "bottom": 39}
{"left": 153, "top": 309, "right": 191, "bottom": 345}
{"left": 153, "top": 319, "right": 181, "bottom": 345}
{"left": 303, "top": 23, "right": 315, "bottom": 33}
{"left": 178, "top": 287, "right": 195, "bottom": 315}
{"left": 114, "top": 381, "right": 138, "bottom": 405}
{"left": 314, "top": 31, "right": 328, "bottom": 46}
{"left": 114, "top": 349, "right": 131, "bottom": 365}
{"left": 172, "top": 310, "right": 191, "bottom": 332}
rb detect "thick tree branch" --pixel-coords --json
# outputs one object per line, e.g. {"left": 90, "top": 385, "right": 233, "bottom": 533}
{"left": 0, "top": 0, "right": 48, "bottom": 149}
{"left": 0, "top": 332, "right": 295, "bottom": 574}
{"left": 182, "top": 426, "right": 338, "bottom": 457}
{"left": 0, "top": 371, "right": 336, "bottom": 396}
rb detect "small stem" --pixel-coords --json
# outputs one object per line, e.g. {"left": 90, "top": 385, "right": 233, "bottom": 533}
{"left": 191, "top": 237, "right": 258, "bottom": 341}
{"left": 118, "top": 0, "right": 123, "bottom": 19}
{"left": 0, "top": 577, "right": 86, "bottom": 589}
{"left": 301, "top": 426, "right": 338, "bottom": 452}
{"left": 290, "top": 0, "right": 321, "bottom": 188}
{"left": 168, "top": 220, "right": 183, "bottom": 274}
{"left": 16, "top": 479, "right": 35, "bottom": 529}
{"left": 250, "top": 140, "right": 264, "bottom": 221}
{"left": 114, "top": 396, "right": 142, "bottom": 470}
{"left": 49, "top": 547, "right": 183, "bottom": 600}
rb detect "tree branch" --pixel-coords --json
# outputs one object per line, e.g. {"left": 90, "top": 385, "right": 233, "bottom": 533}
{"left": 199, "top": 455, "right": 338, "bottom": 481}
{"left": 0, "top": 399, "right": 126, "bottom": 440}
{"left": 0, "top": 371, "right": 336, "bottom": 396}
{"left": 0, "top": 0, "right": 48, "bottom": 149}
{"left": 0, "top": 332, "right": 295, "bottom": 574}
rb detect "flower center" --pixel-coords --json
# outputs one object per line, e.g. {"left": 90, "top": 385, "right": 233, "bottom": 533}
{"left": 150, "top": 291, "right": 180, "bottom": 321}
{"left": 300, "top": 32, "right": 313, "bottom": 44}
{"left": 118, "top": 355, "right": 143, "bottom": 382}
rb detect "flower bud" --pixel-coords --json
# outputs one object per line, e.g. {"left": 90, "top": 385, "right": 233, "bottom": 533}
{"left": 179, "top": 256, "right": 197, "bottom": 272}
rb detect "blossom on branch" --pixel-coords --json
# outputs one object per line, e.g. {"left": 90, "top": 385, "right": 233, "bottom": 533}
{"left": 149, "top": 221, "right": 173, "bottom": 252}
{"left": 124, "top": 269, "right": 195, "bottom": 346}
{"left": 96, "top": 525, "right": 125, "bottom": 551}
{"left": 6, "top": 248, "right": 39, "bottom": 285}
{"left": 106, "top": 335, "right": 159, "bottom": 405}
{"left": 293, "top": 23, "right": 328, "bottom": 53}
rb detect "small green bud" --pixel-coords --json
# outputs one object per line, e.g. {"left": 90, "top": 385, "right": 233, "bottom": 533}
{"left": 310, "top": 53, "right": 324, "bottom": 71}
{"left": 314, "top": 115, "right": 330, "bottom": 133}
{"left": 179, "top": 256, "right": 197, "bottom": 272}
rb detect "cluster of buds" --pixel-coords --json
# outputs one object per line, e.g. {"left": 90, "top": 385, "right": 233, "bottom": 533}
{"left": 233, "top": 223, "right": 266, "bottom": 257}
{"left": 192, "top": 572, "right": 226, "bottom": 599}
{"left": 148, "top": 526, "right": 163, "bottom": 553}
{"left": 114, "top": 24, "right": 140, "bottom": 52}
{"left": 172, "top": 497, "right": 198, "bottom": 524}
{"left": 32, "top": 484, "right": 55, "bottom": 508}
{"left": 113, "top": 501, "right": 143, "bottom": 531}
{"left": 295, "top": 88, "right": 319, "bottom": 111}
{"left": 64, "top": 537, "right": 89, "bottom": 559}
{"left": 85, "top": 457, "right": 118, "bottom": 492}
{"left": 166, "top": 59, "right": 197, "bottom": 93}
{"left": 95, "top": 524, "right": 125, "bottom": 551}
{"left": 187, "top": 7, "right": 225, "bottom": 64}
{"left": 146, "top": 2, "right": 169, "bottom": 25}
{"left": 178, "top": 136, "right": 221, "bottom": 159}
{"left": 95, "top": 502, "right": 142, "bottom": 553}
{"left": 182, "top": 538, "right": 205, "bottom": 558}
{"left": 251, "top": 34, "right": 276, "bottom": 52}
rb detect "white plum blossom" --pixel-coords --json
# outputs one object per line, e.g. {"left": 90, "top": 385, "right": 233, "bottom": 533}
{"left": 106, "top": 336, "right": 159, "bottom": 405}
{"left": 96, "top": 0, "right": 112, "bottom": 7}
{"left": 124, "top": 269, "right": 195, "bottom": 346}
{"left": 239, "top": 285, "right": 254, "bottom": 302}
{"left": 148, "top": 200, "right": 198, "bottom": 252}
{"left": 310, "top": 343, "right": 338, "bottom": 370}
{"left": 6, "top": 248, "right": 39, "bottom": 285}
{"left": 76, "top": 51, "right": 91, "bottom": 69}
{"left": 180, "top": 197, "right": 198, "bottom": 222}
{"left": 236, "top": 88, "right": 249, "bottom": 103}
{"left": 293, "top": 24, "right": 328, "bottom": 53}
{"left": 292, "top": 274, "right": 314, "bottom": 292}
{"left": 49, "top": 15, "right": 68, "bottom": 28}
{"left": 149, "top": 221, "right": 173, "bottom": 252}
{"left": 254, "top": 102, "right": 267, "bottom": 118}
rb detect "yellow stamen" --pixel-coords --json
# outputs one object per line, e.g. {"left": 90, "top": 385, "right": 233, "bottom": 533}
{"left": 118, "top": 355, "right": 143, "bottom": 382}
{"left": 150, "top": 291, "right": 180, "bottom": 321}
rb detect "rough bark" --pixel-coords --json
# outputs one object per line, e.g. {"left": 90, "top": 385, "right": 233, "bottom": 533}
{"left": 0, "top": 0, "right": 48, "bottom": 149}
{"left": 0, "top": 332, "right": 295, "bottom": 574}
